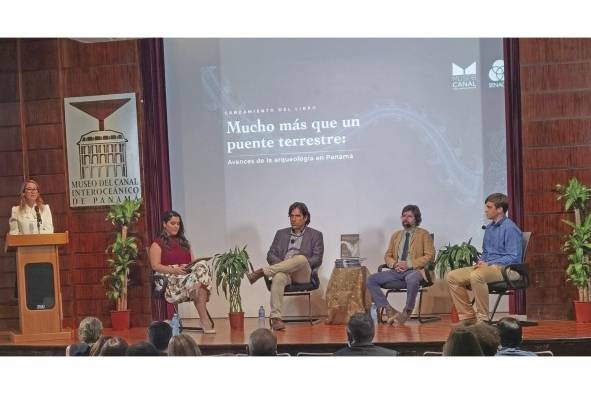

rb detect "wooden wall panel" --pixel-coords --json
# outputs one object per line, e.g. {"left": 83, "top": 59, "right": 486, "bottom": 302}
{"left": 523, "top": 119, "right": 591, "bottom": 147}
{"left": 0, "top": 127, "right": 22, "bottom": 152}
{"left": 520, "top": 38, "right": 591, "bottom": 65}
{"left": 521, "top": 38, "right": 591, "bottom": 320}
{"left": 0, "top": 38, "right": 153, "bottom": 331}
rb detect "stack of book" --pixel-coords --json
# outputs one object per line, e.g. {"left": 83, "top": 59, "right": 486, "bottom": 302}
{"left": 336, "top": 234, "right": 364, "bottom": 267}
{"left": 334, "top": 258, "right": 365, "bottom": 268}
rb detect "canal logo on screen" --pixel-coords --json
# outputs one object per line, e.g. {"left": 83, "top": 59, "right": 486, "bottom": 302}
{"left": 451, "top": 62, "right": 477, "bottom": 90}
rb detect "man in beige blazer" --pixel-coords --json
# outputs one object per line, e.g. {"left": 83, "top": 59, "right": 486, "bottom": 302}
{"left": 367, "top": 205, "right": 435, "bottom": 325}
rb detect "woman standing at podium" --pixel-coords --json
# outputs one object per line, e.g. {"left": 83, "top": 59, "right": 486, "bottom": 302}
{"left": 149, "top": 210, "right": 215, "bottom": 334}
{"left": 8, "top": 179, "right": 54, "bottom": 235}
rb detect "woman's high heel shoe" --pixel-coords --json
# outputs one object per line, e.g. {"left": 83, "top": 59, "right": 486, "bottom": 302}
{"left": 201, "top": 310, "right": 216, "bottom": 334}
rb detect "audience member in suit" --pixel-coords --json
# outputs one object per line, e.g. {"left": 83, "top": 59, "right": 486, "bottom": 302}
{"left": 448, "top": 193, "right": 523, "bottom": 324}
{"left": 464, "top": 322, "right": 501, "bottom": 356}
{"left": 247, "top": 202, "right": 324, "bottom": 331}
{"left": 126, "top": 341, "right": 160, "bottom": 356}
{"left": 495, "top": 317, "right": 537, "bottom": 356}
{"left": 443, "top": 328, "right": 484, "bottom": 356}
{"left": 248, "top": 328, "right": 278, "bottom": 356}
{"left": 99, "top": 337, "right": 129, "bottom": 356}
{"left": 168, "top": 333, "right": 202, "bottom": 356}
{"left": 366, "top": 205, "right": 435, "bottom": 325}
{"left": 334, "top": 313, "right": 398, "bottom": 356}
{"left": 147, "top": 321, "right": 173, "bottom": 355}
{"left": 66, "top": 316, "right": 103, "bottom": 356}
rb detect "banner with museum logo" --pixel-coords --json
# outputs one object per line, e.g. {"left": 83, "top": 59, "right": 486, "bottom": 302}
{"left": 64, "top": 93, "right": 142, "bottom": 207}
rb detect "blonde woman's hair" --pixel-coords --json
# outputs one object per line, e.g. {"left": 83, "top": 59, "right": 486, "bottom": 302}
{"left": 167, "top": 333, "right": 202, "bottom": 356}
{"left": 78, "top": 316, "right": 103, "bottom": 344}
{"left": 18, "top": 179, "right": 45, "bottom": 213}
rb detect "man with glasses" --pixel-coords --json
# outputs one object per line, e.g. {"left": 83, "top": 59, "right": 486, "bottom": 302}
{"left": 247, "top": 202, "right": 324, "bottom": 331}
{"left": 367, "top": 205, "right": 435, "bottom": 325}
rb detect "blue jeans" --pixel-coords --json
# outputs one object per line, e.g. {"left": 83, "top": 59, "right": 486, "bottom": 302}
{"left": 366, "top": 269, "right": 423, "bottom": 312}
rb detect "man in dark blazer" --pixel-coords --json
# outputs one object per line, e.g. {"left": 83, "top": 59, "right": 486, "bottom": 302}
{"left": 334, "top": 313, "right": 398, "bottom": 356}
{"left": 247, "top": 202, "right": 324, "bottom": 331}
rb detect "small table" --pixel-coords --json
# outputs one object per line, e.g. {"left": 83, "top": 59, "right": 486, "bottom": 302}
{"left": 325, "top": 265, "right": 372, "bottom": 325}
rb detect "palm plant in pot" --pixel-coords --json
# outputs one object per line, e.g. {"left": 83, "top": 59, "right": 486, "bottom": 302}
{"left": 555, "top": 178, "right": 591, "bottom": 322}
{"left": 212, "top": 246, "right": 250, "bottom": 330}
{"left": 102, "top": 198, "right": 142, "bottom": 330}
{"left": 435, "top": 239, "right": 481, "bottom": 322}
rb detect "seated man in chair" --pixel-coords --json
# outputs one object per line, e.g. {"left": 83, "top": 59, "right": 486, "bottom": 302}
{"left": 447, "top": 193, "right": 523, "bottom": 324}
{"left": 367, "top": 204, "right": 435, "bottom": 325}
{"left": 247, "top": 202, "right": 324, "bottom": 331}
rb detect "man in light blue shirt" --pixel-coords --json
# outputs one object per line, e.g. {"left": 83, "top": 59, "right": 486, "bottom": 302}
{"left": 447, "top": 193, "right": 523, "bottom": 323}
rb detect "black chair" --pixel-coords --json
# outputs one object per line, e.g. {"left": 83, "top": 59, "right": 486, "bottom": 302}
{"left": 376, "top": 260, "right": 441, "bottom": 324}
{"left": 535, "top": 350, "right": 554, "bottom": 356}
{"left": 485, "top": 232, "right": 533, "bottom": 324}
{"left": 250, "top": 262, "right": 321, "bottom": 324}
{"left": 423, "top": 351, "right": 443, "bottom": 356}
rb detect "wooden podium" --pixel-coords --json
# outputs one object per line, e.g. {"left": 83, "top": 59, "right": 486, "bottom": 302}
{"left": 5, "top": 232, "right": 71, "bottom": 343}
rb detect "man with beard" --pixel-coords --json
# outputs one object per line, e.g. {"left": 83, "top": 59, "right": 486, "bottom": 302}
{"left": 366, "top": 205, "right": 435, "bottom": 325}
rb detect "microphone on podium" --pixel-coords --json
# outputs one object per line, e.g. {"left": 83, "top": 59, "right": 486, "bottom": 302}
{"left": 34, "top": 205, "right": 42, "bottom": 233}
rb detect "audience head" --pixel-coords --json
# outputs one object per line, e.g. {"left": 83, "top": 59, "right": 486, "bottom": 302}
{"left": 346, "top": 313, "right": 375, "bottom": 346}
{"left": 443, "top": 328, "right": 484, "bottom": 356}
{"left": 77, "top": 316, "right": 103, "bottom": 345}
{"left": 99, "top": 337, "right": 129, "bottom": 356}
{"left": 66, "top": 343, "right": 90, "bottom": 356}
{"left": 465, "top": 322, "right": 501, "bottom": 356}
{"left": 147, "top": 321, "right": 173, "bottom": 352}
{"left": 126, "top": 341, "right": 160, "bottom": 356}
{"left": 167, "top": 333, "right": 202, "bottom": 356}
{"left": 497, "top": 317, "right": 524, "bottom": 348}
{"left": 89, "top": 336, "right": 113, "bottom": 356}
{"left": 248, "top": 328, "right": 278, "bottom": 356}
{"left": 401, "top": 204, "right": 422, "bottom": 227}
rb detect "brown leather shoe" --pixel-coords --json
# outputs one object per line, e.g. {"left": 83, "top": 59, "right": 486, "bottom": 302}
{"left": 270, "top": 318, "right": 285, "bottom": 331}
{"left": 247, "top": 268, "right": 264, "bottom": 284}
{"left": 385, "top": 305, "right": 400, "bottom": 325}
{"left": 394, "top": 310, "right": 411, "bottom": 325}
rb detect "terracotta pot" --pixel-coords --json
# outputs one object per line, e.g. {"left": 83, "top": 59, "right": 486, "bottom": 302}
{"left": 111, "top": 310, "right": 131, "bottom": 330}
{"left": 574, "top": 301, "right": 591, "bottom": 323}
{"left": 450, "top": 305, "right": 460, "bottom": 323}
{"left": 229, "top": 312, "right": 245, "bottom": 330}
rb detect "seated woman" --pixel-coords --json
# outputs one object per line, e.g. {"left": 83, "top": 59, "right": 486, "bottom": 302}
{"left": 149, "top": 210, "right": 215, "bottom": 334}
{"left": 9, "top": 179, "right": 54, "bottom": 235}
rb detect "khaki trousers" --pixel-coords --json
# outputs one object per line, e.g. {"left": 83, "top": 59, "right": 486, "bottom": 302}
{"left": 447, "top": 265, "right": 520, "bottom": 322}
{"left": 263, "top": 255, "right": 311, "bottom": 319}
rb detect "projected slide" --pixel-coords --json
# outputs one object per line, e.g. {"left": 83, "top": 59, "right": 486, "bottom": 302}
{"left": 164, "top": 38, "right": 507, "bottom": 316}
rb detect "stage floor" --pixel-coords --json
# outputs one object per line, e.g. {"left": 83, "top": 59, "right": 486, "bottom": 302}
{"left": 2, "top": 315, "right": 591, "bottom": 355}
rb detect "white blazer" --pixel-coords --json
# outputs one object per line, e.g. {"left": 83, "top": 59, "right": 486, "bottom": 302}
{"left": 8, "top": 205, "right": 54, "bottom": 235}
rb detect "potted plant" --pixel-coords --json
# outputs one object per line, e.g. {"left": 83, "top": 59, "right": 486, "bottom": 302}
{"left": 555, "top": 178, "right": 591, "bottom": 322}
{"left": 212, "top": 246, "right": 250, "bottom": 330}
{"left": 102, "top": 198, "right": 142, "bottom": 330}
{"left": 435, "top": 239, "right": 481, "bottom": 322}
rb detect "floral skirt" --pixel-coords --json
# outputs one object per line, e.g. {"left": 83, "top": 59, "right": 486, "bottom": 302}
{"left": 163, "top": 262, "right": 212, "bottom": 304}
